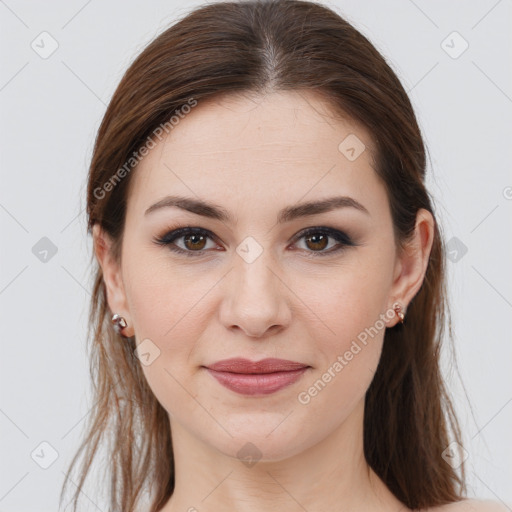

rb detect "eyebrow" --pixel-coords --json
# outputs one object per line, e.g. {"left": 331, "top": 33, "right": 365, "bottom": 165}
{"left": 144, "top": 194, "right": 370, "bottom": 223}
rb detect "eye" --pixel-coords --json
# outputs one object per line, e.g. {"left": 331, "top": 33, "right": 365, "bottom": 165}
{"left": 153, "top": 227, "right": 220, "bottom": 257}
{"left": 290, "top": 226, "right": 356, "bottom": 257}
{"left": 153, "top": 226, "right": 357, "bottom": 258}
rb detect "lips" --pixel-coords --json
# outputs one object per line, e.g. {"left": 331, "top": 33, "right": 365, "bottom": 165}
{"left": 204, "top": 358, "right": 310, "bottom": 396}
{"left": 206, "top": 357, "right": 308, "bottom": 374}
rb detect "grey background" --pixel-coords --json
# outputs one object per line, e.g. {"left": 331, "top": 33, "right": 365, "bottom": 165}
{"left": 1, "top": 1, "right": 511, "bottom": 511}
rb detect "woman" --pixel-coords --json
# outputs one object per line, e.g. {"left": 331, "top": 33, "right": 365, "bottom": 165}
{"left": 60, "top": 1, "right": 508, "bottom": 511}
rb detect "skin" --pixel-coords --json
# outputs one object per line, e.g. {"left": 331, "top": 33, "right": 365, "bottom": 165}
{"left": 92, "top": 89, "right": 476, "bottom": 512}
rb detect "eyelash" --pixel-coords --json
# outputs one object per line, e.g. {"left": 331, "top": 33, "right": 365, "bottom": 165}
{"left": 153, "top": 226, "right": 357, "bottom": 258}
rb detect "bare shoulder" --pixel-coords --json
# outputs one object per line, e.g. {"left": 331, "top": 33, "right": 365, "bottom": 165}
{"left": 425, "top": 498, "right": 512, "bottom": 512}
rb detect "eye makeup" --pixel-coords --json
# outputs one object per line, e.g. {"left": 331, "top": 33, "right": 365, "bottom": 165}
{"left": 152, "top": 224, "right": 359, "bottom": 259}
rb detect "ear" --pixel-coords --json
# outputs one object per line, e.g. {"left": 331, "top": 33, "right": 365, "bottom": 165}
{"left": 388, "top": 208, "right": 435, "bottom": 326}
{"left": 92, "top": 224, "right": 135, "bottom": 337}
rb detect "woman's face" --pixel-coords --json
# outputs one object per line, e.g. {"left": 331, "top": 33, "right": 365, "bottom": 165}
{"left": 98, "top": 90, "right": 425, "bottom": 461}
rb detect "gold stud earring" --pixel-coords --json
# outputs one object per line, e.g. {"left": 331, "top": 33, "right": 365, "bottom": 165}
{"left": 394, "top": 303, "right": 405, "bottom": 324}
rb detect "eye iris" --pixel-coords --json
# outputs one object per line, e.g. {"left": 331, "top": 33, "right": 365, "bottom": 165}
{"left": 305, "top": 233, "right": 328, "bottom": 251}
{"left": 184, "top": 233, "right": 207, "bottom": 250}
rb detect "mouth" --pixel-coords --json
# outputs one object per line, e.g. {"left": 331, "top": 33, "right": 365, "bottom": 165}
{"left": 203, "top": 358, "right": 310, "bottom": 396}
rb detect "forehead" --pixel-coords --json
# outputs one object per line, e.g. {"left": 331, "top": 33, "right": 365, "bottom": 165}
{"left": 127, "top": 90, "right": 383, "bottom": 216}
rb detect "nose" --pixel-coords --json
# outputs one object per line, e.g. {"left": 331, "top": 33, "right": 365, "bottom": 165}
{"left": 218, "top": 248, "right": 292, "bottom": 339}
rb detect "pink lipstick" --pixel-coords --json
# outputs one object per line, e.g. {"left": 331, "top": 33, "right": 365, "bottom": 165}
{"left": 204, "top": 357, "right": 309, "bottom": 396}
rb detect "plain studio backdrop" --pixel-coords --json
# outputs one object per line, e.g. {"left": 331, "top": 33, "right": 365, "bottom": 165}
{"left": 1, "top": 1, "right": 511, "bottom": 511}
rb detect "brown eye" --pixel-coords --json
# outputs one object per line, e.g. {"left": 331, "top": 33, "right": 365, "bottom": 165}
{"left": 292, "top": 227, "right": 356, "bottom": 257}
{"left": 154, "top": 227, "right": 219, "bottom": 257}
{"left": 182, "top": 233, "right": 208, "bottom": 251}
{"left": 304, "top": 232, "right": 329, "bottom": 251}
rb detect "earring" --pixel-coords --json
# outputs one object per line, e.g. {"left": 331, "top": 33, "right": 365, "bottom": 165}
{"left": 394, "top": 303, "right": 405, "bottom": 324}
{"left": 112, "top": 313, "right": 129, "bottom": 337}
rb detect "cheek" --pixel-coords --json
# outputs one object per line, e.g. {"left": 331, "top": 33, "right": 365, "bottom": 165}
{"left": 297, "top": 253, "right": 394, "bottom": 399}
{"left": 295, "top": 285, "right": 388, "bottom": 424}
{"left": 124, "top": 266, "right": 209, "bottom": 418}
{"left": 123, "top": 241, "right": 210, "bottom": 337}
{"left": 121, "top": 247, "right": 207, "bottom": 384}
{"left": 307, "top": 253, "right": 394, "bottom": 349}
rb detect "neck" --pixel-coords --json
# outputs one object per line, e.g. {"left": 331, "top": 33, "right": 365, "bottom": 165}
{"left": 159, "top": 399, "right": 407, "bottom": 512}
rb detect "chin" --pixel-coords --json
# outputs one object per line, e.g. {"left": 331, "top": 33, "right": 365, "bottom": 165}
{"left": 201, "top": 419, "right": 317, "bottom": 465}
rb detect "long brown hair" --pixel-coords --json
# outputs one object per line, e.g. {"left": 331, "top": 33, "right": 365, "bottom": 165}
{"left": 60, "top": 1, "right": 467, "bottom": 510}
